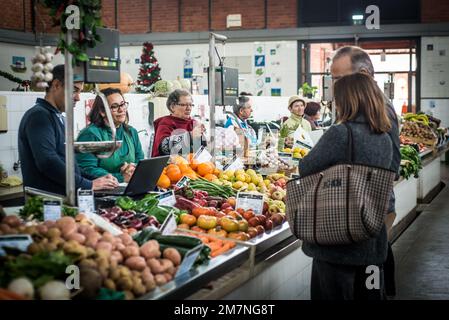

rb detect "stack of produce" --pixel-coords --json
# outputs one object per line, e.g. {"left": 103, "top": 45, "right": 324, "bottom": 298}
{"left": 400, "top": 145, "right": 423, "bottom": 179}
{"left": 19, "top": 196, "right": 78, "bottom": 221}
{"left": 257, "top": 147, "right": 293, "bottom": 171}
{"left": 399, "top": 135, "right": 427, "bottom": 153}
{"left": 216, "top": 169, "right": 265, "bottom": 192}
{"left": 282, "top": 147, "right": 309, "bottom": 159}
{"left": 0, "top": 214, "right": 189, "bottom": 300}
{"left": 157, "top": 155, "right": 221, "bottom": 189}
{"left": 174, "top": 191, "right": 286, "bottom": 243}
{"left": 401, "top": 113, "right": 437, "bottom": 146}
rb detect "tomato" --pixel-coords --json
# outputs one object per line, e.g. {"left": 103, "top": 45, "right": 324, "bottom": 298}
{"left": 197, "top": 215, "right": 218, "bottom": 230}
{"left": 192, "top": 207, "right": 212, "bottom": 218}
{"left": 208, "top": 227, "right": 227, "bottom": 238}
{"left": 242, "top": 210, "right": 255, "bottom": 221}
{"left": 191, "top": 226, "right": 206, "bottom": 233}
{"left": 227, "top": 231, "right": 249, "bottom": 241}
{"left": 179, "top": 213, "right": 197, "bottom": 226}
{"left": 238, "top": 220, "right": 248, "bottom": 232}
{"left": 227, "top": 197, "right": 236, "bottom": 208}
{"left": 177, "top": 223, "right": 190, "bottom": 230}
{"left": 227, "top": 211, "right": 238, "bottom": 219}
{"left": 235, "top": 208, "right": 245, "bottom": 215}
{"left": 219, "top": 217, "right": 240, "bottom": 233}
{"left": 215, "top": 211, "right": 226, "bottom": 219}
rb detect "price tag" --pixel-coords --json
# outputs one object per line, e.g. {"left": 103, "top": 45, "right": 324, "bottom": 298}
{"left": 223, "top": 156, "right": 244, "bottom": 171}
{"left": 77, "top": 189, "right": 95, "bottom": 214}
{"left": 43, "top": 199, "right": 62, "bottom": 221}
{"left": 85, "top": 212, "right": 123, "bottom": 236}
{"left": 175, "top": 176, "right": 191, "bottom": 189}
{"left": 160, "top": 211, "right": 177, "bottom": 235}
{"left": 236, "top": 192, "right": 265, "bottom": 215}
{"left": 278, "top": 152, "right": 293, "bottom": 163}
{"left": 193, "top": 146, "right": 213, "bottom": 163}
{"left": 175, "top": 244, "right": 203, "bottom": 278}
{"left": 0, "top": 235, "right": 33, "bottom": 256}
{"left": 294, "top": 140, "right": 313, "bottom": 151}
{"left": 156, "top": 190, "right": 176, "bottom": 206}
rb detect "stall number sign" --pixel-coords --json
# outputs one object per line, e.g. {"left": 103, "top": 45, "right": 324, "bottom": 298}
{"left": 236, "top": 192, "right": 264, "bottom": 215}
{"left": 223, "top": 156, "right": 244, "bottom": 171}
{"left": 0, "top": 235, "right": 33, "bottom": 256}
{"left": 175, "top": 244, "right": 203, "bottom": 278}
{"left": 43, "top": 199, "right": 62, "bottom": 221}
{"left": 193, "top": 146, "right": 213, "bottom": 163}
{"left": 157, "top": 190, "right": 176, "bottom": 207}
{"left": 160, "top": 211, "right": 177, "bottom": 235}
{"left": 77, "top": 189, "right": 95, "bottom": 214}
{"left": 175, "top": 176, "right": 191, "bottom": 189}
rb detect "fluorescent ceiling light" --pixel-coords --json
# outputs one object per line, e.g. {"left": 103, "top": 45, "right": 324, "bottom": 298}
{"left": 352, "top": 14, "right": 364, "bottom": 20}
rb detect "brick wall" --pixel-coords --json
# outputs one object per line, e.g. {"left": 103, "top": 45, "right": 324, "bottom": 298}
{"left": 3, "top": 1, "right": 449, "bottom": 35}
{"left": 421, "top": 0, "right": 449, "bottom": 23}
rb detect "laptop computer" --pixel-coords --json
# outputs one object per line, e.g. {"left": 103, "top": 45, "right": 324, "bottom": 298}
{"left": 95, "top": 155, "right": 170, "bottom": 197}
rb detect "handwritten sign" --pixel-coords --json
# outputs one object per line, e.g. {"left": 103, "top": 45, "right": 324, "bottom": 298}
{"left": 43, "top": 199, "right": 62, "bottom": 221}
{"left": 236, "top": 192, "right": 264, "bottom": 215}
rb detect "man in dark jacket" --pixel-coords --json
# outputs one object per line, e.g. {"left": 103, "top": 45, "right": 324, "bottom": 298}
{"left": 303, "top": 46, "right": 399, "bottom": 299}
{"left": 18, "top": 65, "right": 118, "bottom": 196}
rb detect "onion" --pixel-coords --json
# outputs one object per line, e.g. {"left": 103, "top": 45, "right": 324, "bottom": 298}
{"left": 44, "top": 72, "right": 53, "bottom": 82}
{"left": 31, "top": 63, "right": 44, "bottom": 72}
{"left": 8, "top": 277, "right": 34, "bottom": 299}
{"left": 39, "top": 281, "right": 70, "bottom": 300}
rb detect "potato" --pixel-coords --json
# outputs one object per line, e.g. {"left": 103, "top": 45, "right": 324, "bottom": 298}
{"left": 117, "top": 277, "right": 133, "bottom": 291}
{"left": 141, "top": 268, "right": 154, "bottom": 283}
{"left": 47, "top": 227, "right": 61, "bottom": 239}
{"left": 85, "top": 234, "right": 100, "bottom": 248}
{"left": 75, "top": 213, "right": 87, "bottom": 222}
{"left": 133, "top": 283, "right": 147, "bottom": 297}
{"left": 61, "top": 223, "right": 77, "bottom": 239}
{"left": 154, "top": 274, "right": 167, "bottom": 286}
{"left": 163, "top": 272, "right": 173, "bottom": 282}
{"left": 147, "top": 258, "right": 165, "bottom": 274}
{"left": 101, "top": 232, "right": 114, "bottom": 243}
{"left": 66, "top": 232, "right": 86, "bottom": 244}
{"left": 110, "top": 251, "right": 124, "bottom": 265}
{"left": 159, "top": 259, "right": 174, "bottom": 272}
{"left": 162, "top": 248, "right": 181, "bottom": 266}
{"left": 43, "top": 220, "right": 56, "bottom": 228}
{"left": 27, "top": 242, "right": 42, "bottom": 254}
{"left": 56, "top": 216, "right": 76, "bottom": 229}
{"left": 118, "top": 266, "right": 132, "bottom": 278}
{"left": 123, "top": 290, "right": 134, "bottom": 300}
{"left": 36, "top": 224, "right": 48, "bottom": 236}
{"left": 96, "top": 241, "right": 113, "bottom": 253}
{"left": 166, "top": 266, "right": 177, "bottom": 277}
{"left": 139, "top": 240, "right": 160, "bottom": 259}
{"left": 145, "top": 279, "right": 156, "bottom": 291}
{"left": 109, "top": 268, "right": 121, "bottom": 281}
{"left": 43, "top": 242, "right": 58, "bottom": 252}
{"left": 125, "top": 256, "right": 147, "bottom": 271}
{"left": 122, "top": 245, "right": 139, "bottom": 258}
{"left": 104, "top": 278, "right": 116, "bottom": 291}
{"left": 78, "top": 224, "right": 92, "bottom": 235}
{"left": 116, "top": 243, "right": 126, "bottom": 252}
{"left": 3, "top": 215, "right": 21, "bottom": 228}
{"left": 0, "top": 224, "right": 12, "bottom": 234}
{"left": 118, "top": 233, "right": 133, "bottom": 245}
{"left": 79, "top": 258, "right": 97, "bottom": 270}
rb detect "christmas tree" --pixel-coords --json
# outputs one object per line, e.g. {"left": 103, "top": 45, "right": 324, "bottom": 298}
{"left": 135, "top": 42, "right": 161, "bottom": 93}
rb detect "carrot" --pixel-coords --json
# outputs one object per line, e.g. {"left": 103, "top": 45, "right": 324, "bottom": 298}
{"left": 210, "top": 242, "right": 233, "bottom": 258}
{"left": 207, "top": 241, "right": 223, "bottom": 252}
{"left": 199, "top": 236, "right": 210, "bottom": 244}
{"left": 208, "top": 237, "right": 223, "bottom": 247}
{"left": 0, "top": 289, "right": 26, "bottom": 300}
{"left": 224, "top": 240, "right": 236, "bottom": 248}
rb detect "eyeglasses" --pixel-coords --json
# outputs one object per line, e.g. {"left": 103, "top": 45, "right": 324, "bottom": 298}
{"left": 176, "top": 103, "right": 195, "bottom": 108}
{"left": 110, "top": 101, "right": 129, "bottom": 111}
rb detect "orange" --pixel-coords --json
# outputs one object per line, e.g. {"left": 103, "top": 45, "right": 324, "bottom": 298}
{"left": 213, "top": 168, "right": 221, "bottom": 176}
{"left": 204, "top": 173, "right": 218, "bottom": 181}
{"left": 189, "top": 159, "right": 199, "bottom": 171}
{"left": 184, "top": 172, "right": 198, "bottom": 180}
{"left": 166, "top": 165, "right": 182, "bottom": 183}
{"left": 157, "top": 174, "right": 171, "bottom": 189}
{"left": 186, "top": 153, "right": 195, "bottom": 163}
{"left": 178, "top": 163, "right": 192, "bottom": 173}
{"left": 197, "top": 162, "right": 214, "bottom": 177}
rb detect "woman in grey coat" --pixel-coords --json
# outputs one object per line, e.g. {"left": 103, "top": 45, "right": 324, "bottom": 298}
{"left": 296, "top": 73, "right": 395, "bottom": 300}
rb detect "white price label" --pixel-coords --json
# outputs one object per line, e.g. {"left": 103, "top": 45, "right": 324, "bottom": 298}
{"left": 85, "top": 212, "right": 123, "bottom": 236}
{"left": 77, "top": 189, "right": 95, "bottom": 214}
{"left": 43, "top": 199, "right": 62, "bottom": 221}
{"left": 223, "top": 156, "right": 244, "bottom": 171}
{"left": 236, "top": 192, "right": 265, "bottom": 215}
{"left": 294, "top": 140, "right": 313, "bottom": 151}
{"left": 157, "top": 190, "right": 176, "bottom": 206}
{"left": 175, "top": 244, "right": 203, "bottom": 278}
{"left": 278, "top": 152, "right": 293, "bottom": 163}
{"left": 160, "top": 212, "right": 177, "bottom": 235}
{"left": 175, "top": 176, "right": 191, "bottom": 189}
{"left": 194, "top": 146, "right": 213, "bottom": 163}
{"left": 0, "top": 235, "right": 33, "bottom": 256}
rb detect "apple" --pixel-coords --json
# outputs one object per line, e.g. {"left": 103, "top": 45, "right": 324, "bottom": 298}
{"left": 271, "top": 213, "right": 284, "bottom": 226}
{"left": 271, "top": 191, "right": 284, "bottom": 201}
{"left": 264, "top": 219, "right": 273, "bottom": 231}
{"left": 257, "top": 215, "right": 267, "bottom": 225}
{"left": 255, "top": 225, "right": 265, "bottom": 235}
{"left": 221, "top": 203, "right": 232, "bottom": 211}
{"left": 247, "top": 227, "right": 258, "bottom": 239}
{"left": 262, "top": 201, "right": 269, "bottom": 214}
{"left": 248, "top": 216, "right": 260, "bottom": 227}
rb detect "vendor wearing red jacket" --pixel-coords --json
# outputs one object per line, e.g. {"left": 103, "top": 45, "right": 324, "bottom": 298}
{"left": 151, "top": 89, "right": 206, "bottom": 157}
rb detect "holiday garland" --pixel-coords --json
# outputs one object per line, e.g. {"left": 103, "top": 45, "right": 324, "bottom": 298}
{"left": 136, "top": 42, "right": 162, "bottom": 93}
{"left": 40, "top": 0, "right": 103, "bottom": 66}
{"left": 0, "top": 70, "right": 31, "bottom": 87}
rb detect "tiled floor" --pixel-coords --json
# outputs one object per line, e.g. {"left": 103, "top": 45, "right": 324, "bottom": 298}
{"left": 393, "top": 163, "right": 449, "bottom": 299}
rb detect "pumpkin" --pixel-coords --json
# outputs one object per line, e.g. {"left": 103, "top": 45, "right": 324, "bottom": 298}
{"left": 98, "top": 72, "right": 134, "bottom": 94}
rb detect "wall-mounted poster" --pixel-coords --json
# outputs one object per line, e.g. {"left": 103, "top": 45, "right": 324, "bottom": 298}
{"left": 11, "top": 56, "right": 26, "bottom": 73}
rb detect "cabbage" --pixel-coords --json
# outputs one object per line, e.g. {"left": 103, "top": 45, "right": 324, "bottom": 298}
{"left": 154, "top": 80, "right": 173, "bottom": 96}
{"left": 180, "top": 79, "right": 191, "bottom": 90}
{"left": 172, "top": 80, "right": 182, "bottom": 90}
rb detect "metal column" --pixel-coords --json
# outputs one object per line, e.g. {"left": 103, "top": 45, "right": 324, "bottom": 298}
{"left": 64, "top": 30, "right": 76, "bottom": 206}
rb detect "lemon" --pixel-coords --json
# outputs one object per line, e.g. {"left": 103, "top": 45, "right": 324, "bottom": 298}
{"left": 233, "top": 181, "right": 244, "bottom": 189}
{"left": 236, "top": 174, "right": 247, "bottom": 182}
{"left": 283, "top": 148, "right": 292, "bottom": 153}
{"left": 245, "top": 174, "right": 252, "bottom": 183}
{"left": 248, "top": 183, "right": 257, "bottom": 191}
{"left": 246, "top": 169, "right": 257, "bottom": 177}
{"left": 293, "top": 152, "right": 301, "bottom": 158}
{"left": 235, "top": 169, "right": 245, "bottom": 177}
{"left": 224, "top": 170, "right": 235, "bottom": 178}
{"left": 223, "top": 180, "right": 233, "bottom": 187}
{"left": 219, "top": 173, "right": 230, "bottom": 181}
{"left": 264, "top": 179, "right": 271, "bottom": 187}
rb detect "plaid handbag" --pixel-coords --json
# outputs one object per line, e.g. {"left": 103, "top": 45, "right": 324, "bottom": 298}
{"left": 286, "top": 123, "right": 396, "bottom": 245}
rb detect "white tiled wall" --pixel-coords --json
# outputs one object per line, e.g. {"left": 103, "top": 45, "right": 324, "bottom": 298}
{"left": 223, "top": 247, "right": 313, "bottom": 300}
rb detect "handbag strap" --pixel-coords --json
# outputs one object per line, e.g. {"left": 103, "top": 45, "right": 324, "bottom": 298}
{"left": 342, "top": 123, "right": 354, "bottom": 163}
